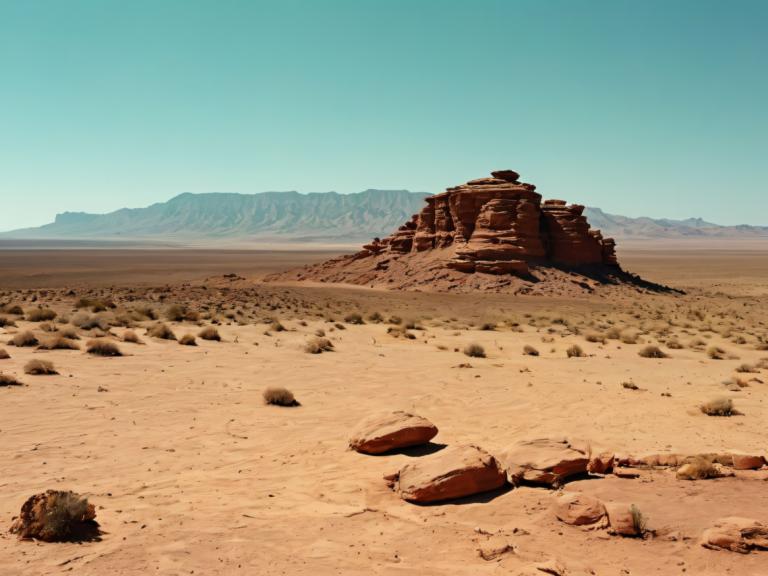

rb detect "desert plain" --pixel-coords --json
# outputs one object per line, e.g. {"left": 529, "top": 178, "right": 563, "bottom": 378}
{"left": 1, "top": 239, "right": 768, "bottom": 575}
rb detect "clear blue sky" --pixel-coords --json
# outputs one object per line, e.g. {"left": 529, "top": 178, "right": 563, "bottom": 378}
{"left": 1, "top": 0, "right": 766, "bottom": 231}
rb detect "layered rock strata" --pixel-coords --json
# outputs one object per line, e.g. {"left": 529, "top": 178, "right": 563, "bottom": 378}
{"left": 358, "top": 169, "right": 617, "bottom": 276}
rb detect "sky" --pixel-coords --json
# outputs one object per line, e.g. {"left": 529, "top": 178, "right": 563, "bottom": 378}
{"left": 1, "top": 0, "right": 766, "bottom": 232}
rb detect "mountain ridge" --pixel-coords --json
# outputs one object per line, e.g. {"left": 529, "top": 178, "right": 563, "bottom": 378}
{"left": 3, "top": 190, "right": 766, "bottom": 242}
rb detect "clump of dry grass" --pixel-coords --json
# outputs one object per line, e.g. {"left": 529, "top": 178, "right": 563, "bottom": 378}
{"left": 367, "top": 311, "right": 384, "bottom": 323}
{"left": 584, "top": 332, "right": 606, "bottom": 344}
{"left": 304, "top": 337, "right": 334, "bottom": 354}
{"left": 630, "top": 504, "right": 648, "bottom": 537}
{"left": 268, "top": 319, "right": 286, "bottom": 332}
{"left": 57, "top": 326, "right": 80, "bottom": 340}
{"left": 706, "top": 346, "right": 727, "bottom": 360}
{"left": 165, "top": 304, "right": 197, "bottom": 322}
{"left": 24, "top": 359, "right": 58, "bottom": 375}
{"left": 0, "top": 315, "right": 17, "bottom": 328}
{"left": 344, "top": 312, "right": 364, "bottom": 325}
{"left": 3, "top": 304, "right": 24, "bottom": 315}
{"left": 620, "top": 331, "right": 639, "bottom": 345}
{"left": 566, "top": 344, "right": 585, "bottom": 358}
{"left": 666, "top": 338, "right": 683, "bottom": 349}
{"left": 26, "top": 308, "right": 57, "bottom": 322}
{"left": 688, "top": 337, "right": 706, "bottom": 350}
{"left": 480, "top": 322, "right": 496, "bottom": 331}
{"left": 735, "top": 363, "right": 757, "bottom": 373}
{"left": 122, "top": 330, "right": 143, "bottom": 344}
{"left": 0, "top": 348, "right": 10, "bottom": 359}
{"left": 86, "top": 339, "right": 123, "bottom": 357}
{"left": 179, "top": 334, "right": 197, "bottom": 346}
{"left": 71, "top": 312, "right": 110, "bottom": 331}
{"left": 387, "top": 325, "right": 416, "bottom": 339}
{"left": 700, "top": 397, "right": 734, "bottom": 416}
{"left": 198, "top": 326, "right": 221, "bottom": 341}
{"left": 37, "top": 336, "right": 80, "bottom": 350}
{"left": 638, "top": 345, "right": 669, "bottom": 359}
{"left": 605, "top": 327, "right": 621, "bottom": 340}
{"left": 463, "top": 343, "right": 485, "bottom": 358}
{"left": 0, "top": 372, "right": 23, "bottom": 386}
{"left": 676, "top": 457, "right": 720, "bottom": 480}
{"left": 622, "top": 381, "right": 639, "bottom": 390}
{"left": 263, "top": 387, "right": 299, "bottom": 407}
{"left": 523, "top": 344, "right": 539, "bottom": 356}
{"left": 148, "top": 323, "right": 176, "bottom": 340}
{"left": 9, "top": 331, "right": 38, "bottom": 347}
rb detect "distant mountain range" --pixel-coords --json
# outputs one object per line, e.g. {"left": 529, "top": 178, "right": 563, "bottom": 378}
{"left": 3, "top": 190, "right": 767, "bottom": 243}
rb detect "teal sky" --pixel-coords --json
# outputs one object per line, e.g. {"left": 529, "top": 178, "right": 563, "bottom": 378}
{"left": 1, "top": 0, "right": 766, "bottom": 232}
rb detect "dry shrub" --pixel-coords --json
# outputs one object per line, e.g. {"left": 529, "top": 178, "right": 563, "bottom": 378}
{"left": 605, "top": 327, "right": 621, "bottom": 340}
{"left": 71, "top": 312, "right": 110, "bottom": 331}
{"left": 9, "top": 490, "right": 97, "bottom": 542}
{"left": 0, "top": 348, "right": 10, "bottom": 359}
{"left": 304, "top": 337, "right": 334, "bottom": 354}
{"left": 622, "top": 381, "right": 639, "bottom": 390}
{"left": 676, "top": 457, "right": 720, "bottom": 480}
{"left": 387, "top": 326, "right": 416, "bottom": 340}
{"left": 122, "top": 330, "right": 143, "bottom": 344}
{"left": 314, "top": 328, "right": 326, "bottom": 337}
{"left": 57, "top": 326, "right": 80, "bottom": 340}
{"left": 0, "top": 315, "right": 17, "bottom": 328}
{"left": 344, "top": 312, "right": 364, "bottom": 325}
{"left": 666, "top": 338, "right": 683, "bottom": 349}
{"left": 179, "top": 334, "right": 197, "bottom": 346}
{"left": 24, "top": 359, "right": 58, "bottom": 375}
{"left": 566, "top": 344, "right": 585, "bottom": 358}
{"left": 707, "top": 346, "right": 727, "bottom": 360}
{"left": 263, "top": 387, "right": 299, "bottom": 407}
{"left": 480, "top": 322, "right": 496, "bottom": 331}
{"left": 630, "top": 504, "right": 648, "bottom": 536}
{"left": 523, "top": 344, "right": 539, "bottom": 356}
{"left": 26, "top": 308, "right": 57, "bottom": 322}
{"left": 148, "top": 323, "right": 176, "bottom": 340}
{"left": 10, "top": 331, "right": 38, "bottom": 347}
{"left": 164, "top": 304, "right": 188, "bottom": 322}
{"left": 198, "top": 326, "right": 221, "bottom": 341}
{"left": 638, "top": 345, "right": 669, "bottom": 359}
{"left": 388, "top": 316, "right": 403, "bottom": 325}
{"left": 37, "top": 336, "right": 80, "bottom": 350}
{"left": 86, "top": 339, "right": 122, "bottom": 357}
{"left": 3, "top": 304, "right": 24, "bottom": 315}
{"left": 584, "top": 332, "right": 606, "bottom": 344}
{"left": 463, "top": 343, "right": 485, "bottom": 358}
{"left": 367, "top": 311, "right": 384, "bottom": 323}
{"left": 700, "top": 397, "right": 734, "bottom": 416}
{"left": 620, "top": 331, "right": 639, "bottom": 345}
{"left": 0, "top": 372, "right": 23, "bottom": 386}
{"left": 735, "top": 363, "right": 757, "bottom": 373}
{"left": 269, "top": 320, "right": 286, "bottom": 332}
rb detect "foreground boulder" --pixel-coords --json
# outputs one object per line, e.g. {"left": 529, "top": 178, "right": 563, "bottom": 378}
{"left": 349, "top": 411, "right": 438, "bottom": 454}
{"left": 386, "top": 444, "right": 506, "bottom": 503}
{"left": 605, "top": 502, "right": 645, "bottom": 537}
{"left": 500, "top": 438, "right": 590, "bottom": 487}
{"left": 10, "top": 490, "right": 97, "bottom": 541}
{"left": 701, "top": 517, "right": 768, "bottom": 553}
{"left": 554, "top": 492, "right": 607, "bottom": 526}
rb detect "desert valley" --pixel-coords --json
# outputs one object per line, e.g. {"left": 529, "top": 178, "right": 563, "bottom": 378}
{"left": 1, "top": 170, "right": 768, "bottom": 576}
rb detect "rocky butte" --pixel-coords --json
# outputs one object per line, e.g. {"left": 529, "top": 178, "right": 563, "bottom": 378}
{"left": 272, "top": 170, "right": 668, "bottom": 294}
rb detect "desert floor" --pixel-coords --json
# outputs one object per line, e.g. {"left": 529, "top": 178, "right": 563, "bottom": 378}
{"left": 1, "top": 239, "right": 767, "bottom": 575}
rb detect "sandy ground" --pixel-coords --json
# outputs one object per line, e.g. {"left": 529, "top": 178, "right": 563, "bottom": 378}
{"left": 1, "top": 240, "right": 767, "bottom": 575}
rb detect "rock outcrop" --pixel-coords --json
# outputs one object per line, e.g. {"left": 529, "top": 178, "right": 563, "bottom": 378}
{"left": 385, "top": 444, "right": 506, "bottom": 503}
{"left": 10, "top": 490, "right": 97, "bottom": 541}
{"left": 701, "top": 517, "right": 768, "bottom": 553}
{"left": 357, "top": 170, "right": 617, "bottom": 276}
{"left": 500, "top": 438, "right": 591, "bottom": 488}
{"left": 349, "top": 411, "right": 438, "bottom": 455}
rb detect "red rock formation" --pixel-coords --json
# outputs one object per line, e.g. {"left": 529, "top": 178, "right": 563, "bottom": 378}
{"left": 348, "top": 411, "right": 438, "bottom": 455}
{"left": 386, "top": 444, "right": 506, "bottom": 503}
{"left": 360, "top": 169, "right": 618, "bottom": 276}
